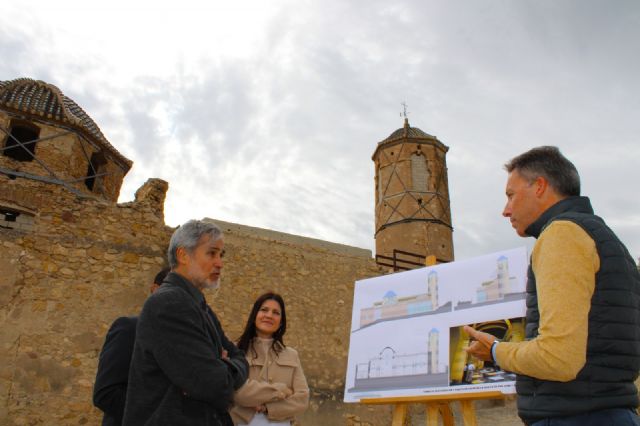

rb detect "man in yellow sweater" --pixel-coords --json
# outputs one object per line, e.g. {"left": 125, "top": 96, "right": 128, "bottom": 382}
{"left": 465, "top": 146, "right": 640, "bottom": 425}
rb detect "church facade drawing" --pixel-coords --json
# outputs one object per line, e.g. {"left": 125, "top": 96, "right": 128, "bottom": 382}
{"left": 359, "top": 271, "right": 448, "bottom": 328}
{"left": 454, "top": 255, "right": 526, "bottom": 310}
{"left": 350, "top": 328, "right": 447, "bottom": 391}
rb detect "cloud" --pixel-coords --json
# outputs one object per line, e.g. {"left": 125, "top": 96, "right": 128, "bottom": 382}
{"left": 1, "top": 0, "right": 638, "bottom": 261}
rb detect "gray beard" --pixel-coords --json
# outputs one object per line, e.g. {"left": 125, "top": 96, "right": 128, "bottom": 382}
{"left": 205, "top": 277, "right": 221, "bottom": 291}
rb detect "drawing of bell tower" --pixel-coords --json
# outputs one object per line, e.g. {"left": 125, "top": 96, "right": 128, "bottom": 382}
{"left": 428, "top": 270, "right": 438, "bottom": 309}
{"left": 372, "top": 107, "right": 454, "bottom": 265}
{"left": 428, "top": 328, "right": 439, "bottom": 374}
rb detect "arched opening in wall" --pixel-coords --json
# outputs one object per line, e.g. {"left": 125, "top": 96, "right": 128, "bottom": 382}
{"left": 85, "top": 151, "right": 107, "bottom": 191}
{"left": 2, "top": 121, "right": 40, "bottom": 162}
{"left": 411, "top": 153, "right": 429, "bottom": 192}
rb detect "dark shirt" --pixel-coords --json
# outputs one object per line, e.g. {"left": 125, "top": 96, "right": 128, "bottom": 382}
{"left": 122, "top": 272, "right": 248, "bottom": 426}
{"left": 93, "top": 316, "right": 138, "bottom": 426}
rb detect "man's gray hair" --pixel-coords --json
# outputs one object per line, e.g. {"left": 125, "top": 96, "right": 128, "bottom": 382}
{"left": 504, "top": 146, "right": 580, "bottom": 197}
{"left": 167, "top": 220, "right": 223, "bottom": 268}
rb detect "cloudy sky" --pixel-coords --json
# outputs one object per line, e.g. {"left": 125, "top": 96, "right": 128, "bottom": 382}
{"left": 2, "top": 0, "right": 639, "bottom": 261}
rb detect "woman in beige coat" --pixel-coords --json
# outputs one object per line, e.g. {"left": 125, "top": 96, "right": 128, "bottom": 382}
{"left": 230, "top": 292, "right": 309, "bottom": 426}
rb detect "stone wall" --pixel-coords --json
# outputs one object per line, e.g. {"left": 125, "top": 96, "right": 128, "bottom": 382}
{"left": 1, "top": 173, "right": 532, "bottom": 426}
{"left": 0, "top": 174, "right": 172, "bottom": 425}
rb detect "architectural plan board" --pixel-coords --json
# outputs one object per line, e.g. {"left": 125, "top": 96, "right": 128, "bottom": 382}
{"left": 344, "top": 247, "right": 528, "bottom": 402}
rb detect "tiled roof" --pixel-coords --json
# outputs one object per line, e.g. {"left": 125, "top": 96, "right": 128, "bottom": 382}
{"left": 382, "top": 118, "right": 436, "bottom": 142}
{"left": 372, "top": 118, "right": 448, "bottom": 160}
{"left": 0, "top": 78, "right": 132, "bottom": 170}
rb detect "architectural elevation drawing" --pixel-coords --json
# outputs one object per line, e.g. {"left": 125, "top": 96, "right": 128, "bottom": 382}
{"left": 358, "top": 270, "right": 451, "bottom": 330}
{"left": 349, "top": 329, "right": 448, "bottom": 391}
{"left": 454, "top": 255, "right": 526, "bottom": 310}
{"left": 344, "top": 247, "right": 528, "bottom": 402}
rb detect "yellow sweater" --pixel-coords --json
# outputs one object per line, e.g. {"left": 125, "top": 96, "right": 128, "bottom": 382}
{"left": 496, "top": 220, "right": 600, "bottom": 381}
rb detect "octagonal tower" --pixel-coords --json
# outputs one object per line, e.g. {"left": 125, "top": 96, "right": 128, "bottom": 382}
{"left": 372, "top": 118, "right": 453, "bottom": 264}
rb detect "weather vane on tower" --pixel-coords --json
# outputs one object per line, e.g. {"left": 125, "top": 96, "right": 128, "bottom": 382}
{"left": 400, "top": 101, "right": 410, "bottom": 119}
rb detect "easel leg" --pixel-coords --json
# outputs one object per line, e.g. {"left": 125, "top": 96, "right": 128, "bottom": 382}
{"left": 425, "top": 403, "right": 439, "bottom": 426}
{"left": 460, "top": 400, "right": 478, "bottom": 426}
{"left": 425, "top": 403, "right": 454, "bottom": 426}
{"left": 438, "top": 403, "right": 454, "bottom": 426}
{"left": 392, "top": 403, "right": 408, "bottom": 426}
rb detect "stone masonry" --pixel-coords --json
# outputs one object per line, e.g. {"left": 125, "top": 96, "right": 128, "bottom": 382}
{"left": 0, "top": 175, "right": 172, "bottom": 425}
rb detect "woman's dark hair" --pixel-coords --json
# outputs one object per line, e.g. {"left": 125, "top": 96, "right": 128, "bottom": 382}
{"left": 237, "top": 292, "right": 287, "bottom": 358}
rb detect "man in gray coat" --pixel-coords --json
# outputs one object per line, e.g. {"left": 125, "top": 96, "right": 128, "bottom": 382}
{"left": 123, "top": 220, "right": 248, "bottom": 426}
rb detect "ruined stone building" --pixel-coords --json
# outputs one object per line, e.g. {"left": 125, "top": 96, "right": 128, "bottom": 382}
{"left": 0, "top": 78, "right": 174, "bottom": 425}
{"left": 0, "top": 78, "right": 524, "bottom": 425}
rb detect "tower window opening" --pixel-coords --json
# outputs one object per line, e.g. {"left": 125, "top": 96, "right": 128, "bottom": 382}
{"left": 85, "top": 151, "right": 107, "bottom": 191}
{"left": 411, "top": 153, "right": 429, "bottom": 192}
{"left": 3, "top": 121, "right": 40, "bottom": 162}
{"left": 0, "top": 205, "right": 35, "bottom": 231}
{"left": 3, "top": 210, "right": 18, "bottom": 222}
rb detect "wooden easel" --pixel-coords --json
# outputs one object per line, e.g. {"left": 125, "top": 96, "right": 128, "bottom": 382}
{"left": 357, "top": 256, "right": 505, "bottom": 425}
{"left": 361, "top": 391, "right": 505, "bottom": 425}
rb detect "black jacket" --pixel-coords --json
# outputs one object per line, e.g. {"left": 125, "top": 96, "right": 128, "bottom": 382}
{"left": 93, "top": 316, "right": 138, "bottom": 426}
{"left": 518, "top": 196, "right": 640, "bottom": 422}
{"left": 122, "top": 272, "right": 249, "bottom": 426}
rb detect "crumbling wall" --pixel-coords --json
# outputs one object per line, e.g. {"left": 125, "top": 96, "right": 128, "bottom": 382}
{"left": 0, "top": 175, "right": 172, "bottom": 425}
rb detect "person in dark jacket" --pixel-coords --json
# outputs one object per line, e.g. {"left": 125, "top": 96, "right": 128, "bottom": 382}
{"left": 123, "top": 219, "right": 249, "bottom": 426}
{"left": 93, "top": 267, "right": 170, "bottom": 426}
{"left": 465, "top": 146, "right": 640, "bottom": 425}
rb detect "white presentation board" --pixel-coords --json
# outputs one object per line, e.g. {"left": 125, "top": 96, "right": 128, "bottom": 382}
{"left": 343, "top": 247, "right": 528, "bottom": 402}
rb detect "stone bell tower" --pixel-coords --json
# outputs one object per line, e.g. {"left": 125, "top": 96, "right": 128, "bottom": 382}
{"left": 372, "top": 117, "right": 454, "bottom": 264}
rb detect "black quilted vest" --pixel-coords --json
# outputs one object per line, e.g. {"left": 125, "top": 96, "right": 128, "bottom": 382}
{"left": 517, "top": 196, "right": 640, "bottom": 422}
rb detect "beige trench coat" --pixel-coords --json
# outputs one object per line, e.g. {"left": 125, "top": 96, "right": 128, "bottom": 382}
{"left": 230, "top": 341, "right": 309, "bottom": 425}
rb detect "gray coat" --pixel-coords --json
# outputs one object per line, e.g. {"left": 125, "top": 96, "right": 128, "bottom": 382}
{"left": 123, "top": 272, "right": 248, "bottom": 426}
